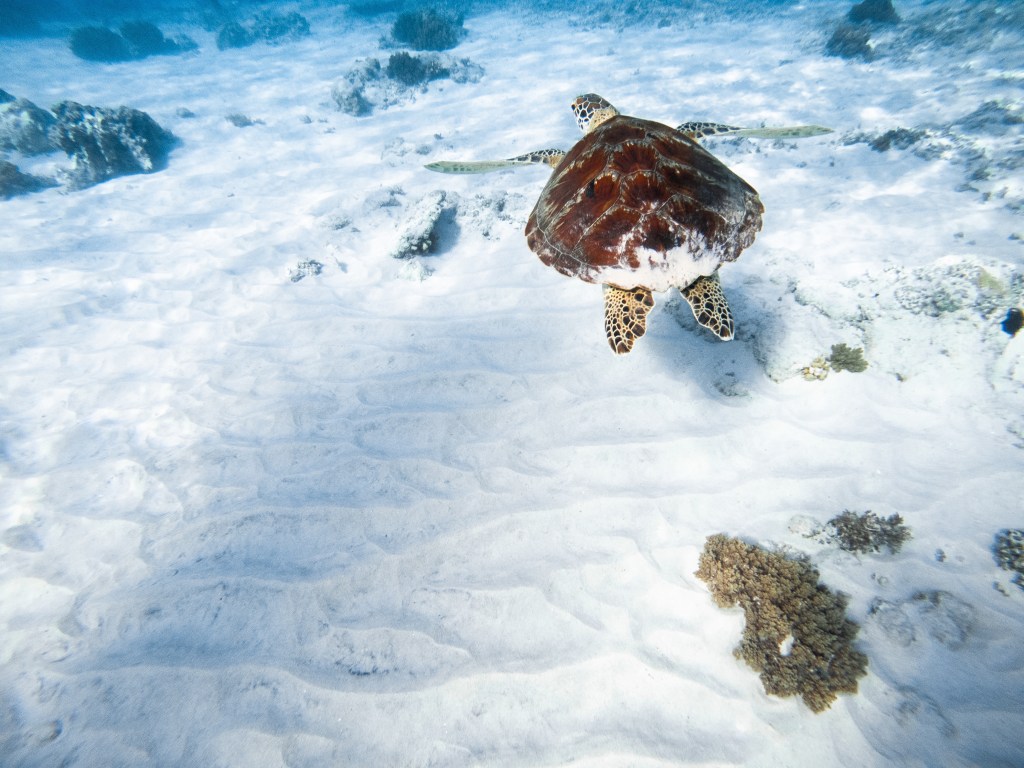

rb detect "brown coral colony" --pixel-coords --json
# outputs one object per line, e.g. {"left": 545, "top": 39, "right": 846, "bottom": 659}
{"left": 696, "top": 534, "right": 868, "bottom": 712}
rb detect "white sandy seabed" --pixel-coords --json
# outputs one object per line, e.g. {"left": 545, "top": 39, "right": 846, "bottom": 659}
{"left": 1, "top": 1, "right": 1023, "bottom": 766}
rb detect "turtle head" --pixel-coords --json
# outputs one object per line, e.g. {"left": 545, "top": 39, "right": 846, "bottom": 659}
{"left": 572, "top": 94, "right": 619, "bottom": 134}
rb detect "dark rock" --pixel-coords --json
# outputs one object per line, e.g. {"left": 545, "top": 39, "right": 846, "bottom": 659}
{"left": 0, "top": 97, "right": 57, "bottom": 154}
{"left": 49, "top": 101, "right": 176, "bottom": 189}
{"left": 69, "top": 25, "right": 132, "bottom": 62}
{"left": 70, "top": 22, "right": 195, "bottom": 62}
{"left": 0, "top": 89, "right": 15, "bottom": 104}
{"left": 0, "top": 160, "right": 57, "bottom": 200}
{"left": 121, "top": 21, "right": 174, "bottom": 56}
{"left": 1001, "top": 308, "right": 1023, "bottom": 337}
{"left": 849, "top": 0, "right": 899, "bottom": 24}
{"left": 392, "top": 8, "right": 465, "bottom": 51}
{"left": 826, "top": 23, "right": 873, "bottom": 60}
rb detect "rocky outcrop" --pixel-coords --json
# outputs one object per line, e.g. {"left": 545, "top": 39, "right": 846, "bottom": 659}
{"left": 49, "top": 102, "right": 176, "bottom": 189}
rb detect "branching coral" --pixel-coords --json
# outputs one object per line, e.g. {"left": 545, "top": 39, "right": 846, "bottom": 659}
{"left": 696, "top": 534, "right": 868, "bottom": 712}
{"left": 828, "top": 343, "right": 868, "bottom": 373}
{"left": 826, "top": 510, "right": 911, "bottom": 554}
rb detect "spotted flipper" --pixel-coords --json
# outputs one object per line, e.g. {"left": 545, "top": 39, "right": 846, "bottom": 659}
{"left": 425, "top": 148, "right": 565, "bottom": 174}
{"left": 681, "top": 272, "right": 734, "bottom": 341}
{"left": 676, "top": 121, "right": 833, "bottom": 142}
{"left": 604, "top": 285, "right": 655, "bottom": 354}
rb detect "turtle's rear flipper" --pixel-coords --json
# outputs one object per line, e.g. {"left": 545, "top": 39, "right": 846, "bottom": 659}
{"left": 425, "top": 148, "right": 566, "bottom": 174}
{"left": 681, "top": 273, "right": 734, "bottom": 341}
{"left": 604, "top": 285, "right": 655, "bottom": 354}
{"left": 676, "top": 122, "right": 832, "bottom": 142}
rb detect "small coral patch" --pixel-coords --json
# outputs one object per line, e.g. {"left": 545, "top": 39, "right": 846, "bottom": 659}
{"left": 993, "top": 529, "right": 1024, "bottom": 592}
{"left": 828, "top": 343, "right": 868, "bottom": 372}
{"left": 826, "top": 510, "right": 911, "bottom": 554}
{"left": 696, "top": 534, "right": 868, "bottom": 712}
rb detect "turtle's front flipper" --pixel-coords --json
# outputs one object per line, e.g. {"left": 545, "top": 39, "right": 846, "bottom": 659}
{"left": 681, "top": 273, "right": 734, "bottom": 341}
{"left": 676, "top": 122, "right": 833, "bottom": 142}
{"left": 425, "top": 148, "right": 566, "bottom": 174}
{"left": 604, "top": 285, "right": 655, "bottom": 354}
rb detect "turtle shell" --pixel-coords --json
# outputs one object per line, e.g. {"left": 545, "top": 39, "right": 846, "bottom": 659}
{"left": 525, "top": 115, "right": 764, "bottom": 293}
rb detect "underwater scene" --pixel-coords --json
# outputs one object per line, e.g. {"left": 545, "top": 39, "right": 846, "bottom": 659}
{"left": 1, "top": 0, "right": 1022, "bottom": 765}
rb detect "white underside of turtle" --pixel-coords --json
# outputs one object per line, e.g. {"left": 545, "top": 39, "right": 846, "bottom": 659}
{"left": 592, "top": 244, "right": 723, "bottom": 295}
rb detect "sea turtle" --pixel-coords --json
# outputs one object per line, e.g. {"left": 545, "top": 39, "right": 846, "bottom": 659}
{"left": 426, "top": 94, "right": 830, "bottom": 353}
